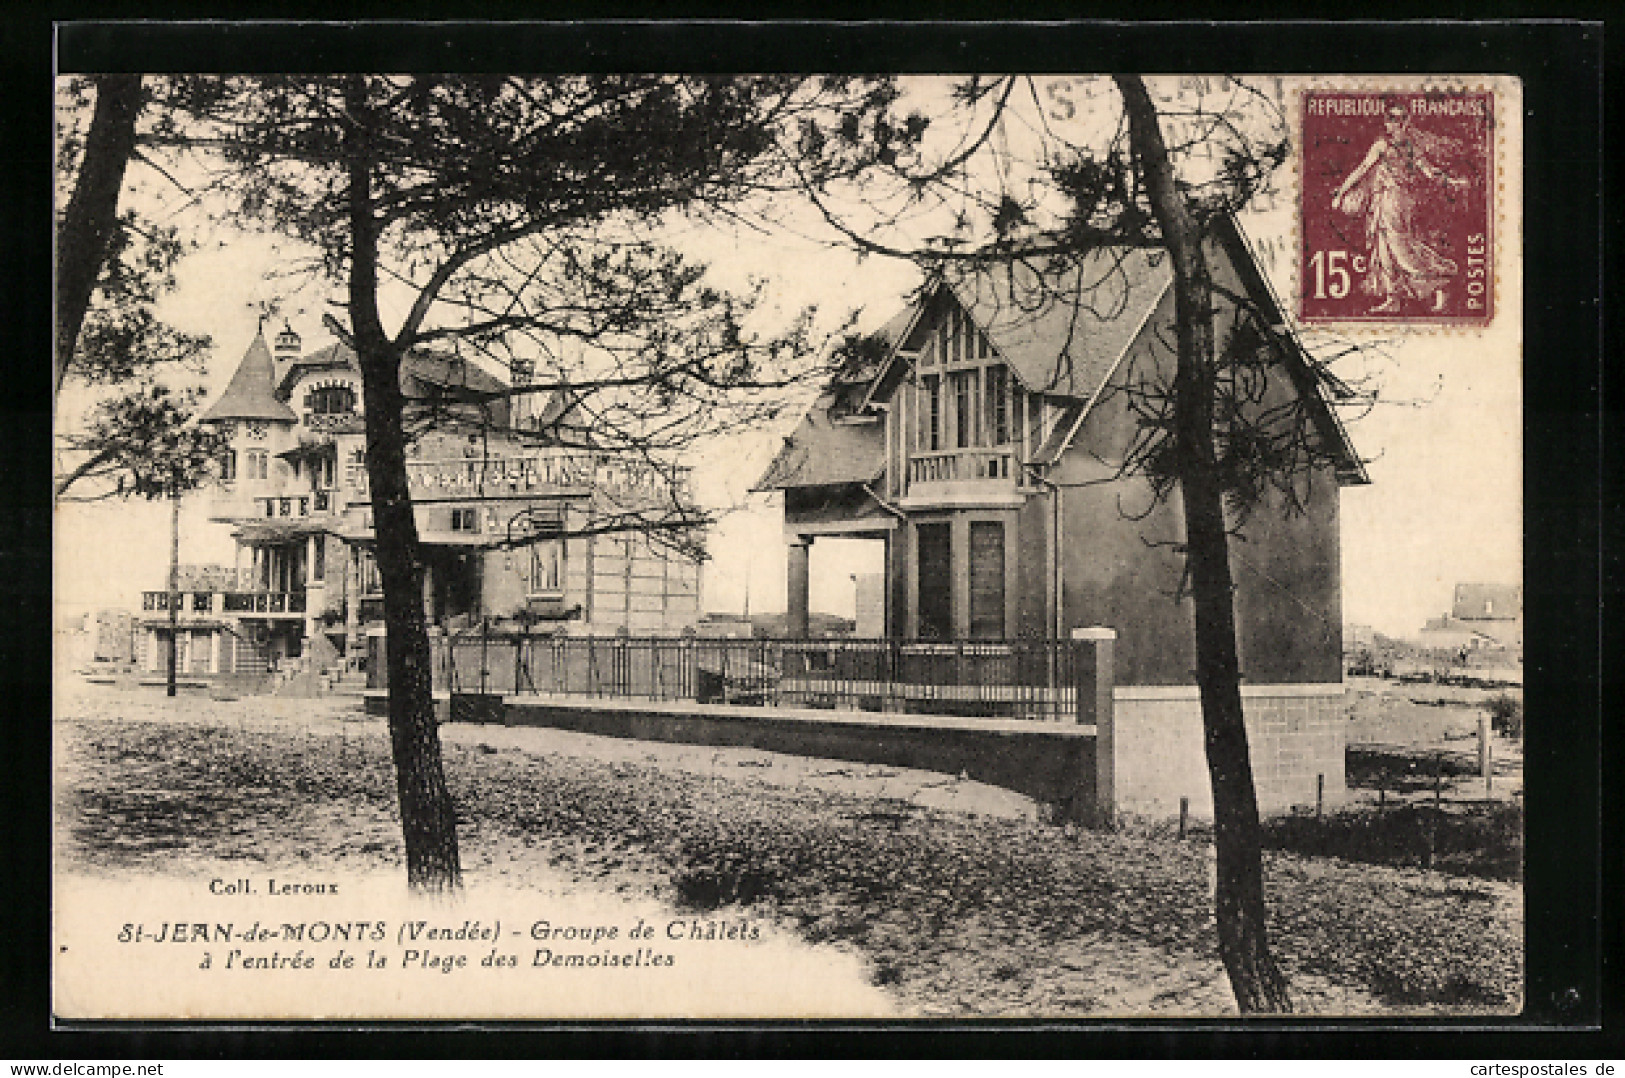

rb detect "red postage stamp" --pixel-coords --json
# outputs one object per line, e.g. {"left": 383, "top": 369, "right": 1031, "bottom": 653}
{"left": 1300, "top": 89, "right": 1494, "bottom": 325}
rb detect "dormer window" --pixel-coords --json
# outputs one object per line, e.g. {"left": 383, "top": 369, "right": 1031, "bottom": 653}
{"left": 306, "top": 385, "right": 356, "bottom": 415}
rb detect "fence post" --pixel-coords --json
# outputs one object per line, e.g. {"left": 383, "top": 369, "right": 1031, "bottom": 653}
{"left": 1071, "top": 627, "right": 1117, "bottom": 827}
{"left": 1478, "top": 711, "right": 1492, "bottom": 796}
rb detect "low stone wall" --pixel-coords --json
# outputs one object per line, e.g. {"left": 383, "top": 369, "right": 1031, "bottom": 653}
{"left": 1105, "top": 683, "right": 1347, "bottom": 820}
{"left": 359, "top": 647, "right": 1345, "bottom": 827}
{"left": 494, "top": 696, "right": 1099, "bottom": 822}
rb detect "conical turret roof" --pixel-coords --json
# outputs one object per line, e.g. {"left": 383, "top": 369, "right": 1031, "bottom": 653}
{"left": 201, "top": 330, "right": 298, "bottom": 423}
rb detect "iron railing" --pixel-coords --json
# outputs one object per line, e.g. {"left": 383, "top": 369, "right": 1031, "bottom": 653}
{"left": 257, "top": 493, "right": 338, "bottom": 519}
{"left": 220, "top": 591, "right": 307, "bottom": 614}
{"left": 433, "top": 633, "right": 1088, "bottom": 722}
{"left": 144, "top": 590, "right": 308, "bottom": 615}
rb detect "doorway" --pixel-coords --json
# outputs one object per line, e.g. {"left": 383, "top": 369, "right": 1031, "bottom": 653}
{"left": 916, "top": 522, "right": 952, "bottom": 639}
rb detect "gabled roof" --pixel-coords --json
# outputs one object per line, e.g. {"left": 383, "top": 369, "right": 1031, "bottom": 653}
{"left": 200, "top": 332, "right": 299, "bottom": 423}
{"left": 1212, "top": 215, "right": 1369, "bottom": 486}
{"left": 1452, "top": 582, "right": 1521, "bottom": 621}
{"left": 275, "top": 342, "right": 510, "bottom": 403}
{"left": 941, "top": 247, "right": 1173, "bottom": 399}
{"left": 758, "top": 215, "right": 1368, "bottom": 493}
{"left": 275, "top": 342, "right": 358, "bottom": 396}
{"left": 400, "top": 350, "right": 509, "bottom": 401}
{"left": 753, "top": 404, "right": 884, "bottom": 491}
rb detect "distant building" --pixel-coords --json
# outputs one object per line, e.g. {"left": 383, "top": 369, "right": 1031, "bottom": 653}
{"left": 1344, "top": 622, "right": 1376, "bottom": 650}
{"left": 1419, "top": 582, "right": 1522, "bottom": 653}
{"left": 134, "top": 323, "right": 704, "bottom": 680}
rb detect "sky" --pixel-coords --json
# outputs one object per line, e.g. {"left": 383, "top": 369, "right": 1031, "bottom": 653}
{"left": 54, "top": 75, "right": 1522, "bottom": 640}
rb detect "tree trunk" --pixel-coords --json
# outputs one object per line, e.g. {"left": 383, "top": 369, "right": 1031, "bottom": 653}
{"left": 1114, "top": 74, "right": 1292, "bottom": 1014}
{"left": 345, "top": 77, "right": 462, "bottom": 891}
{"left": 57, "top": 74, "right": 142, "bottom": 398}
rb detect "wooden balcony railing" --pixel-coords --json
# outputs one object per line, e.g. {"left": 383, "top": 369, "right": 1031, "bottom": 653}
{"left": 908, "top": 447, "right": 1016, "bottom": 486}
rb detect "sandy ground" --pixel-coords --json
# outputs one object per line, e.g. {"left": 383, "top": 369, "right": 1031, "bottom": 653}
{"left": 53, "top": 680, "right": 1522, "bottom": 1018}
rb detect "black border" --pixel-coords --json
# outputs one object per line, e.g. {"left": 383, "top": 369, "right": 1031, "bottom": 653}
{"left": 7, "top": 14, "right": 1613, "bottom": 1059}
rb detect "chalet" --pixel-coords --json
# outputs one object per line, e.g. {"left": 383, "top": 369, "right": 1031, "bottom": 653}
{"left": 757, "top": 219, "right": 1368, "bottom": 774}
{"left": 135, "top": 324, "right": 703, "bottom": 681}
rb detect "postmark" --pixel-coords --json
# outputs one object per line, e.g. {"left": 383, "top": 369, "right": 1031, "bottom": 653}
{"left": 1299, "top": 88, "right": 1494, "bottom": 326}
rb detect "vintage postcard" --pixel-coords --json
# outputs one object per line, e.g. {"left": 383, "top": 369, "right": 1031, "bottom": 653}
{"left": 53, "top": 70, "right": 1524, "bottom": 1021}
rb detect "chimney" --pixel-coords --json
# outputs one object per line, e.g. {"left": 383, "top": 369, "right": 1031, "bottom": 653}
{"left": 274, "top": 321, "right": 303, "bottom": 364}
{"left": 274, "top": 320, "right": 302, "bottom": 370}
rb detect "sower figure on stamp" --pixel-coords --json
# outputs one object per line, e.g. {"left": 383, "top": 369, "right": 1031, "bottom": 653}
{"left": 1333, "top": 100, "right": 1473, "bottom": 314}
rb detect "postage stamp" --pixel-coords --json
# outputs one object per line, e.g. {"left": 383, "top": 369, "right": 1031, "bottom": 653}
{"left": 1299, "top": 88, "right": 1495, "bottom": 326}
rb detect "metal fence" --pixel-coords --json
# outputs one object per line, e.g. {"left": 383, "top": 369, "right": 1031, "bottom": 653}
{"left": 433, "top": 633, "right": 1087, "bottom": 722}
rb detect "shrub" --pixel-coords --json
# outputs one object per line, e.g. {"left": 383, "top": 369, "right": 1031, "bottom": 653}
{"left": 1485, "top": 693, "right": 1523, "bottom": 738}
{"left": 1262, "top": 801, "right": 1522, "bottom": 882}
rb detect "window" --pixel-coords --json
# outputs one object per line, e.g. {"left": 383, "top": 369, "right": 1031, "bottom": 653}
{"left": 220, "top": 449, "right": 237, "bottom": 482}
{"left": 985, "top": 365, "right": 1010, "bottom": 445}
{"left": 528, "top": 539, "right": 564, "bottom": 595}
{"left": 359, "top": 550, "right": 382, "bottom": 595}
{"left": 916, "top": 523, "right": 952, "bottom": 639}
{"left": 450, "top": 508, "right": 479, "bottom": 533}
{"left": 305, "top": 385, "right": 356, "bottom": 415}
{"left": 312, "top": 537, "right": 325, "bottom": 582}
{"left": 969, "top": 521, "right": 1006, "bottom": 639}
{"left": 243, "top": 450, "right": 269, "bottom": 480}
{"left": 922, "top": 374, "right": 941, "bottom": 451}
{"left": 951, "top": 370, "right": 974, "bottom": 448}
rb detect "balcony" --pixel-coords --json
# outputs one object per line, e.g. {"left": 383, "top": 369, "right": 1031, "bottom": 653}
{"left": 206, "top": 486, "right": 348, "bottom": 525}
{"left": 257, "top": 491, "right": 341, "bottom": 520}
{"left": 903, "top": 448, "right": 1025, "bottom": 506}
{"left": 142, "top": 591, "right": 220, "bottom": 614}
{"left": 220, "top": 591, "right": 308, "bottom": 615}
{"left": 142, "top": 590, "right": 307, "bottom": 616}
{"left": 302, "top": 412, "right": 365, "bottom": 435}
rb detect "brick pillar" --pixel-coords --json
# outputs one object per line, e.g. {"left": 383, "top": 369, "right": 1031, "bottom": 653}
{"left": 1072, "top": 626, "right": 1117, "bottom": 827}
{"left": 786, "top": 536, "right": 811, "bottom": 639}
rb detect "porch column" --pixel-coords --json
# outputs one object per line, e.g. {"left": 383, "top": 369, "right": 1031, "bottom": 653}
{"left": 422, "top": 561, "right": 436, "bottom": 622}
{"left": 786, "top": 536, "right": 811, "bottom": 639}
{"left": 344, "top": 545, "right": 360, "bottom": 658}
